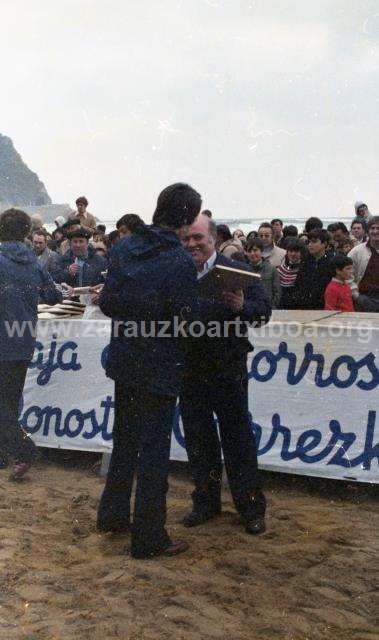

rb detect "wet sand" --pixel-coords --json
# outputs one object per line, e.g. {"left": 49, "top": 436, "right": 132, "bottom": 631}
{"left": 0, "top": 454, "right": 377, "bottom": 640}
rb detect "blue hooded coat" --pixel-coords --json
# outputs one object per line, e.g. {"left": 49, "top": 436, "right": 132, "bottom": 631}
{"left": 99, "top": 225, "right": 198, "bottom": 397}
{"left": 0, "top": 241, "right": 62, "bottom": 361}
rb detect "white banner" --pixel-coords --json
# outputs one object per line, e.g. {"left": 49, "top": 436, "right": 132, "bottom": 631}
{"left": 21, "top": 315, "right": 379, "bottom": 483}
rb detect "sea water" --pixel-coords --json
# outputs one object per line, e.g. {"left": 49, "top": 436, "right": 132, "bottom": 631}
{"left": 96, "top": 215, "right": 353, "bottom": 235}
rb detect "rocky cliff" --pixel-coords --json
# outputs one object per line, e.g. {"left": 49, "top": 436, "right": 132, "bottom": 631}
{"left": 0, "top": 134, "right": 51, "bottom": 208}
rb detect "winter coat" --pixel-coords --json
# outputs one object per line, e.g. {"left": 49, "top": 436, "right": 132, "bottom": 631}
{"left": 51, "top": 245, "right": 107, "bottom": 287}
{"left": 249, "top": 259, "right": 281, "bottom": 309}
{"left": 348, "top": 242, "right": 375, "bottom": 299}
{"left": 292, "top": 254, "right": 333, "bottom": 309}
{"left": 37, "top": 247, "right": 59, "bottom": 272}
{"left": 99, "top": 225, "right": 198, "bottom": 397}
{"left": 0, "top": 241, "right": 62, "bottom": 361}
{"left": 263, "top": 244, "right": 286, "bottom": 268}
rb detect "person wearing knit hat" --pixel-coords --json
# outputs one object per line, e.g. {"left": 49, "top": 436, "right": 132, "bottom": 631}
{"left": 354, "top": 201, "right": 373, "bottom": 222}
{"left": 54, "top": 215, "right": 66, "bottom": 228}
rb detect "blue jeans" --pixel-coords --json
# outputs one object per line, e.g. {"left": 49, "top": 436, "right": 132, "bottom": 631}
{"left": 97, "top": 384, "right": 176, "bottom": 555}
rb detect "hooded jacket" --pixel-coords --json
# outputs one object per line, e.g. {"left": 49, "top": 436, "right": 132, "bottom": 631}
{"left": 0, "top": 241, "right": 62, "bottom": 361}
{"left": 354, "top": 201, "right": 373, "bottom": 221}
{"left": 99, "top": 225, "right": 198, "bottom": 396}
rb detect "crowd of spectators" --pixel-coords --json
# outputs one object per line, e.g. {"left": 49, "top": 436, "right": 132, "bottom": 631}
{"left": 213, "top": 202, "right": 378, "bottom": 313}
{"left": 20, "top": 195, "right": 379, "bottom": 313}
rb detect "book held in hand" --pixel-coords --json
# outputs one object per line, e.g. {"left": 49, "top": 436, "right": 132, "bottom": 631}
{"left": 198, "top": 264, "right": 260, "bottom": 299}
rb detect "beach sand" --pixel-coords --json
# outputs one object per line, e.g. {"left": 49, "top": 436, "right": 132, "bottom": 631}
{"left": 0, "top": 453, "right": 377, "bottom": 640}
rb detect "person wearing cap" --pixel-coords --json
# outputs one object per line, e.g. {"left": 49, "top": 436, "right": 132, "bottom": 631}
{"left": 58, "top": 218, "right": 82, "bottom": 255}
{"left": 54, "top": 215, "right": 66, "bottom": 229}
{"left": 96, "top": 183, "right": 201, "bottom": 559}
{"left": 68, "top": 196, "right": 97, "bottom": 231}
{"left": 51, "top": 227, "right": 107, "bottom": 287}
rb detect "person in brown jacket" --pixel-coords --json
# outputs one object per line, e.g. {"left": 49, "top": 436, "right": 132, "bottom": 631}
{"left": 68, "top": 196, "right": 97, "bottom": 231}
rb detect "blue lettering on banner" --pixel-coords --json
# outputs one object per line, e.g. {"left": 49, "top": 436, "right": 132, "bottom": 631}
{"left": 249, "top": 410, "right": 378, "bottom": 471}
{"left": 249, "top": 342, "right": 379, "bottom": 391}
{"left": 21, "top": 398, "right": 378, "bottom": 472}
{"left": 20, "top": 396, "right": 114, "bottom": 441}
{"left": 28, "top": 338, "right": 82, "bottom": 385}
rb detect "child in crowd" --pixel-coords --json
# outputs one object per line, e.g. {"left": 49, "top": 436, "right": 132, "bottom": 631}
{"left": 245, "top": 237, "right": 281, "bottom": 308}
{"left": 324, "top": 255, "right": 354, "bottom": 312}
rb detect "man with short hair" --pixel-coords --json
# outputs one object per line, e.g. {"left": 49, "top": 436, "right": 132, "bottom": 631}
{"left": 258, "top": 223, "right": 286, "bottom": 267}
{"left": 179, "top": 213, "right": 271, "bottom": 536}
{"left": 348, "top": 216, "right": 379, "bottom": 312}
{"left": 58, "top": 218, "right": 82, "bottom": 255}
{"left": 304, "top": 217, "right": 323, "bottom": 234}
{"left": 51, "top": 227, "right": 107, "bottom": 287}
{"left": 0, "top": 209, "right": 61, "bottom": 480}
{"left": 271, "top": 218, "right": 283, "bottom": 245}
{"left": 32, "top": 229, "right": 59, "bottom": 272}
{"left": 97, "top": 183, "right": 201, "bottom": 559}
{"left": 293, "top": 229, "right": 333, "bottom": 309}
{"left": 350, "top": 218, "right": 367, "bottom": 244}
{"left": 116, "top": 213, "right": 144, "bottom": 238}
{"left": 68, "top": 196, "right": 97, "bottom": 230}
{"left": 329, "top": 222, "right": 351, "bottom": 249}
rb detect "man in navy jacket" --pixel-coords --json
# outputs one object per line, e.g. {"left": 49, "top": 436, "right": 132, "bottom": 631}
{"left": 97, "top": 183, "right": 201, "bottom": 559}
{"left": 51, "top": 227, "right": 107, "bottom": 287}
{"left": 0, "top": 209, "right": 62, "bottom": 480}
{"left": 179, "top": 213, "right": 271, "bottom": 534}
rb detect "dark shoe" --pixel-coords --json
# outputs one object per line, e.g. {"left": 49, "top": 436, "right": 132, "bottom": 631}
{"left": 245, "top": 516, "right": 266, "bottom": 535}
{"left": 131, "top": 539, "right": 189, "bottom": 559}
{"left": 182, "top": 508, "right": 221, "bottom": 528}
{"left": 9, "top": 461, "right": 32, "bottom": 482}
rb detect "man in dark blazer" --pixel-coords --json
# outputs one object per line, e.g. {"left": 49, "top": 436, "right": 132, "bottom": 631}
{"left": 179, "top": 213, "right": 271, "bottom": 534}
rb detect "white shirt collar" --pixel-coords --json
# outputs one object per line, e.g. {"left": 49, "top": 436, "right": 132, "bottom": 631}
{"left": 197, "top": 251, "right": 217, "bottom": 279}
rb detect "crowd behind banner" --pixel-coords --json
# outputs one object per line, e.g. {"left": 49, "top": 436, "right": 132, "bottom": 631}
{"left": 28, "top": 196, "right": 379, "bottom": 313}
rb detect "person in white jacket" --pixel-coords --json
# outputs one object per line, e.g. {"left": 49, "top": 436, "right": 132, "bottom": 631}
{"left": 348, "top": 216, "right": 379, "bottom": 312}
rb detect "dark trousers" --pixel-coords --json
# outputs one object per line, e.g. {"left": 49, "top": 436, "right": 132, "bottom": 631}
{"left": 180, "top": 365, "right": 264, "bottom": 518}
{"left": 0, "top": 360, "right": 37, "bottom": 462}
{"left": 97, "top": 384, "right": 176, "bottom": 555}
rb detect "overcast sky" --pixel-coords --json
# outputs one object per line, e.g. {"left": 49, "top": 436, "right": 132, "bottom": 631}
{"left": 1, "top": 0, "right": 378, "bottom": 223}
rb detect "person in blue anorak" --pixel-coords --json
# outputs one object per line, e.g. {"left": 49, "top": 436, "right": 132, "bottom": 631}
{"left": 0, "top": 208, "right": 62, "bottom": 480}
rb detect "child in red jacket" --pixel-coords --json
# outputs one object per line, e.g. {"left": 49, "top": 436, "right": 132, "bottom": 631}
{"left": 324, "top": 255, "right": 354, "bottom": 311}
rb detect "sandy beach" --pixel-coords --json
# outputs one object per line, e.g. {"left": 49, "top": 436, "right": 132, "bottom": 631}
{"left": 0, "top": 453, "right": 377, "bottom": 640}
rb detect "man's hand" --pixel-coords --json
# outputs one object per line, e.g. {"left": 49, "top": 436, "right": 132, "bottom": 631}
{"left": 222, "top": 289, "right": 244, "bottom": 312}
{"left": 68, "top": 263, "right": 79, "bottom": 276}
{"left": 90, "top": 284, "right": 104, "bottom": 305}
